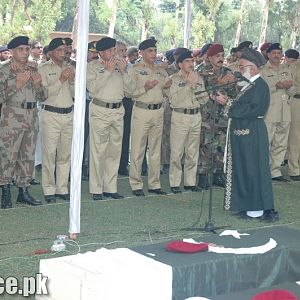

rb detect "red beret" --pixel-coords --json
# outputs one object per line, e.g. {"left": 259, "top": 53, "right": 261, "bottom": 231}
{"left": 260, "top": 42, "right": 272, "bottom": 52}
{"left": 207, "top": 44, "right": 224, "bottom": 57}
{"left": 166, "top": 241, "right": 209, "bottom": 253}
{"left": 252, "top": 289, "right": 297, "bottom": 300}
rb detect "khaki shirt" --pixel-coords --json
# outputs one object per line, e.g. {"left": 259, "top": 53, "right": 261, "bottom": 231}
{"left": 0, "top": 59, "right": 45, "bottom": 105}
{"left": 86, "top": 58, "right": 131, "bottom": 102}
{"left": 38, "top": 59, "right": 74, "bottom": 107}
{"left": 290, "top": 62, "right": 300, "bottom": 96}
{"left": 261, "top": 61, "right": 296, "bottom": 122}
{"left": 166, "top": 71, "right": 208, "bottom": 109}
{"left": 166, "top": 62, "right": 179, "bottom": 76}
{"left": 128, "top": 61, "right": 169, "bottom": 104}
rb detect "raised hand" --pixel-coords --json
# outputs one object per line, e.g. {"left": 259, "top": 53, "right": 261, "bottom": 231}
{"left": 16, "top": 71, "right": 31, "bottom": 90}
{"left": 144, "top": 79, "right": 159, "bottom": 91}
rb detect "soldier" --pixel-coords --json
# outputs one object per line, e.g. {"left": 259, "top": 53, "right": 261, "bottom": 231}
{"left": 87, "top": 37, "right": 130, "bottom": 200}
{"left": 259, "top": 42, "right": 272, "bottom": 61}
{"left": 0, "top": 36, "right": 44, "bottom": 208}
{"left": 167, "top": 50, "right": 208, "bottom": 193}
{"left": 38, "top": 38, "right": 75, "bottom": 203}
{"left": 284, "top": 49, "right": 299, "bottom": 65}
{"left": 196, "top": 43, "right": 238, "bottom": 188}
{"left": 0, "top": 45, "right": 11, "bottom": 63}
{"left": 287, "top": 57, "right": 300, "bottom": 181}
{"left": 261, "top": 43, "right": 296, "bottom": 181}
{"left": 127, "top": 47, "right": 139, "bottom": 66}
{"left": 128, "top": 38, "right": 171, "bottom": 196}
{"left": 29, "top": 40, "right": 43, "bottom": 64}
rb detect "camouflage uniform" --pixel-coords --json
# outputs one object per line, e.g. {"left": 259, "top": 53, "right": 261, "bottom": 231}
{"left": 196, "top": 62, "right": 239, "bottom": 185}
{"left": 0, "top": 60, "right": 45, "bottom": 187}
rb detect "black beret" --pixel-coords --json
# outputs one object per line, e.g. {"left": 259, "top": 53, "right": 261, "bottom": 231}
{"left": 43, "top": 45, "right": 49, "bottom": 55}
{"left": 176, "top": 50, "right": 193, "bottom": 64}
{"left": 139, "top": 38, "right": 157, "bottom": 50}
{"left": 285, "top": 49, "right": 299, "bottom": 59}
{"left": 96, "top": 37, "right": 116, "bottom": 51}
{"left": 0, "top": 45, "right": 8, "bottom": 53}
{"left": 7, "top": 36, "right": 29, "bottom": 49}
{"left": 173, "top": 47, "right": 188, "bottom": 56}
{"left": 88, "top": 41, "right": 98, "bottom": 52}
{"left": 240, "top": 48, "right": 266, "bottom": 68}
{"left": 237, "top": 41, "right": 253, "bottom": 51}
{"left": 64, "top": 38, "right": 73, "bottom": 46}
{"left": 165, "top": 49, "right": 175, "bottom": 63}
{"left": 200, "top": 43, "right": 212, "bottom": 56}
{"left": 266, "top": 43, "right": 282, "bottom": 53}
{"left": 48, "top": 38, "right": 66, "bottom": 51}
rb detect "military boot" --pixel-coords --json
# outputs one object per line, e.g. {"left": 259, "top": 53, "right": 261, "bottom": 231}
{"left": 17, "top": 187, "right": 42, "bottom": 206}
{"left": 1, "top": 185, "right": 12, "bottom": 209}
{"left": 213, "top": 172, "right": 225, "bottom": 187}
{"left": 198, "top": 174, "right": 210, "bottom": 190}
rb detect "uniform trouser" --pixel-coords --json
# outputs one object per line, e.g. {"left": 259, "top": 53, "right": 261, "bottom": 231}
{"left": 288, "top": 100, "right": 300, "bottom": 176}
{"left": 161, "top": 98, "right": 171, "bottom": 165}
{"left": 41, "top": 110, "right": 73, "bottom": 195}
{"left": 265, "top": 121, "right": 290, "bottom": 178}
{"left": 89, "top": 103, "right": 124, "bottom": 194}
{"left": 169, "top": 112, "right": 201, "bottom": 187}
{"left": 129, "top": 106, "right": 163, "bottom": 190}
{"left": 82, "top": 99, "right": 90, "bottom": 167}
{"left": 0, "top": 106, "right": 38, "bottom": 187}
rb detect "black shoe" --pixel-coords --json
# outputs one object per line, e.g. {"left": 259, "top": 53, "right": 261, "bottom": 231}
{"left": 213, "top": 173, "right": 225, "bottom": 187}
{"left": 260, "top": 209, "right": 279, "bottom": 222}
{"left": 1, "top": 185, "right": 12, "bottom": 209}
{"left": 148, "top": 188, "right": 167, "bottom": 195}
{"left": 272, "top": 176, "right": 289, "bottom": 182}
{"left": 198, "top": 174, "right": 210, "bottom": 190}
{"left": 45, "top": 195, "right": 56, "bottom": 203}
{"left": 170, "top": 186, "right": 182, "bottom": 194}
{"left": 103, "top": 192, "right": 124, "bottom": 199}
{"left": 17, "top": 187, "right": 42, "bottom": 206}
{"left": 184, "top": 185, "right": 201, "bottom": 192}
{"left": 55, "top": 194, "right": 70, "bottom": 201}
{"left": 30, "top": 179, "right": 40, "bottom": 185}
{"left": 118, "top": 169, "right": 129, "bottom": 176}
{"left": 290, "top": 175, "right": 300, "bottom": 181}
{"left": 93, "top": 194, "right": 104, "bottom": 201}
{"left": 132, "top": 189, "right": 145, "bottom": 197}
{"left": 35, "top": 164, "right": 42, "bottom": 171}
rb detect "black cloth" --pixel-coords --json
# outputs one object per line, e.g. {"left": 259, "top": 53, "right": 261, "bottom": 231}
{"left": 224, "top": 76, "right": 274, "bottom": 212}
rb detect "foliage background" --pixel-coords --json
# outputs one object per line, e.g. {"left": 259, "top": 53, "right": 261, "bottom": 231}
{"left": 0, "top": 0, "right": 299, "bottom": 53}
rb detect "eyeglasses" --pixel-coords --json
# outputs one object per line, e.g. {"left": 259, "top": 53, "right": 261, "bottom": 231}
{"left": 238, "top": 64, "right": 252, "bottom": 69}
{"left": 33, "top": 46, "right": 43, "bottom": 49}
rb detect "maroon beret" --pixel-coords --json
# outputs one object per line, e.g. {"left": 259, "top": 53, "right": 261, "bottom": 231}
{"left": 252, "top": 289, "right": 297, "bottom": 300}
{"left": 207, "top": 44, "right": 224, "bottom": 57}
{"left": 166, "top": 241, "right": 209, "bottom": 253}
{"left": 260, "top": 42, "right": 272, "bottom": 52}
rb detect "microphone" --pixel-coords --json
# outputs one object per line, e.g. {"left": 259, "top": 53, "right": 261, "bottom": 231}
{"left": 233, "top": 71, "right": 253, "bottom": 84}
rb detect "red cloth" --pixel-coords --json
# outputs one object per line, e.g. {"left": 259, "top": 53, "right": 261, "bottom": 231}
{"left": 252, "top": 289, "right": 297, "bottom": 300}
{"left": 207, "top": 43, "right": 224, "bottom": 57}
{"left": 166, "top": 241, "right": 209, "bottom": 253}
{"left": 260, "top": 42, "right": 272, "bottom": 52}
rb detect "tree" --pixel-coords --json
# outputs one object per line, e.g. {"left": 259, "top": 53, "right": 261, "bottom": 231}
{"left": 234, "top": 0, "right": 246, "bottom": 46}
{"left": 259, "top": 0, "right": 270, "bottom": 45}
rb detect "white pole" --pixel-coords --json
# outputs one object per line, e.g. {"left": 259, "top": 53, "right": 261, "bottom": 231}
{"left": 183, "top": 0, "right": 191, "bottom": 48}
{"left": 69, "top": 0, "right": 90, "bottom": 238}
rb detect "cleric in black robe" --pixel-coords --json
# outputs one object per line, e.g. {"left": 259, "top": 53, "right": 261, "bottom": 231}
{"left": 215, "top": 48, "right": 278, "bottom": 222}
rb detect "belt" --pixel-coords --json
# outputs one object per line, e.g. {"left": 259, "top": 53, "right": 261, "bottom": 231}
{"left": 135, "top": 101, "right": 162, "bottom": 110}
{"left": 7, "top": 102, "right": 37, "bottom": 109}
{"left": 171, "top": 107, "right": 200, "bottom": 115}
{"left": 92, "top": 98, "right": 122, "bottom": 109}
{"left": 41, "top": 104, "right": 73, "bottom": 114}
{"left": 294, "top": 94, "right": 300, "bottom": 99}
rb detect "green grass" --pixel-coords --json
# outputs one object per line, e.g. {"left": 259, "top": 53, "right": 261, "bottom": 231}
{"left": 0, "top": 169, "right": 299, "bottom": 299}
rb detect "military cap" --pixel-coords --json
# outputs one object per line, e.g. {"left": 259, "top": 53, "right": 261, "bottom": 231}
{"left": 7, "top": 36, "right": 29, "bottom": 49}
{"left": 43, "top": 45, "right": 49, "bottom": 55}
{"left": 285, "top": 49, "right": 299, "bottom": 59}
{"left": 88, "top": 41, "right": 98, "bottom": 52}
{"left": 0, "top": 45, "right": 8, "bottom": 53}
{"left": 236, "top": 40, "right": 253, "bottom": 51}
{"left": 165, "top": 48, "right": 175, "bottom": 63}
{"left": 48, "top": 38, "right": 66, "bottom": 51}
{"left": 266, "top": 43, "right": 282, "bottom": 53}
{"left": 207, "top": 43, "right": 224, "bottom": 57}
{"left": 240, "top": 48, "right": 266, "bottom": 68}
{"left": 96, "top": 37, "right": 116, "bottom": 51}
{"left": 166, "top": 240, "right": 209, "bottom": 253}
{"left": 200, "top": 43, "right": 212, "bottom": 56}
{"left": 230, "top": 47, "right": 238, "bottom": 54}
{"left": 127, "top": 46, "right": 138, "bottom": 56}
{"left": 252, "top": 289, "right": 297, "bottom": 300}
{"left": 259, "top": 42, "right": 272, "bottom": 52}
{"left": 173, "top": 47, "right": 188, "bottom": 56}
{"left": 64, "top": 38, "right": 73, "bottom": 46}
{"left": 176, "top": 50, "right": 192, "bottom": 64}
{"left": 138, "top": 38, "right": 157, "bottom": 51}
